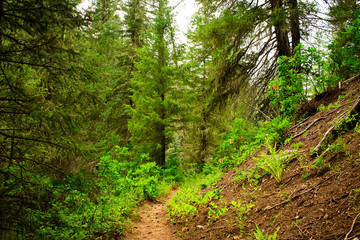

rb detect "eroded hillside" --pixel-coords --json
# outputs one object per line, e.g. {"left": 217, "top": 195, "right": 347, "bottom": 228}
{"left": 169, "top": 74, "right": 360, "bottom": 239}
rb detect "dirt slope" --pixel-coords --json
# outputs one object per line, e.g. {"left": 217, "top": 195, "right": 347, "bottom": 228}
{"left": 173, "top": 74, "right": 360, "bottom": 239}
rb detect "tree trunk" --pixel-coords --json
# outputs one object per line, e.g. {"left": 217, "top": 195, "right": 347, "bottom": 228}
{"left": 270, "top": 0, "right": 291, "bottom": 57}
{"left": 198, "top": 109, "right": 207, "bottom": 165}
{"left": 289, "top": 0, "right": 300, "bottom": 53}
{"left": 157, "top": 0, "right": 166, "bottom": 166}
{"left": 0, "top": 0, "right": 3, "bottom": 45}
{"left": 160, "top": 105, "right": 166, "bottom": 166}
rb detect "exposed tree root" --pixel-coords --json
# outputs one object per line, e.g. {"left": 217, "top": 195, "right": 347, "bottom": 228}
{"left": 292, "top": 117, "right": 325, "bottom": 139}
{"left": 344, "top": 212, "right": 360, "bottom": 240}
{"left": 312, "top": 96, "right": 360, "bottom": 156}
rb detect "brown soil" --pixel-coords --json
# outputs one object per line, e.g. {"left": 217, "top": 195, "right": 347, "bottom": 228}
{"left": 170, "top": 74, "right": 360, "bottom": 239}
{"left": 119, "top": 189, "right": 181, "bottom": 240}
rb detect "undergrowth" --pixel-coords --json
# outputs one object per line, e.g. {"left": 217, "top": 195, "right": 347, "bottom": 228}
{"left": 5, "top": 146, "right": 185, "bottom": 239}
{"left": 166, "top": 167, "right": 223, "bottom": 222}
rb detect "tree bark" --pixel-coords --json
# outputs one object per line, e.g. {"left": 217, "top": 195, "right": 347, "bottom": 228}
{"left": 157, "top": 0, "right": 166, "bottom": 166}
{"left": 289, "top": 0, "right": 300, "bottom": 53}
{"left": 0, "top": 0, "right": 3, "bottom": 45}
{"left": 270, "top": 0, "right": 291, "bottom": 57}
{"left": 198, "top": 109, "right": 207, "bottom": 165}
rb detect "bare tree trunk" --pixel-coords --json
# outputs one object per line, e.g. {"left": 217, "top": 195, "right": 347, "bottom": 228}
{"left": 289, "top": 0, "right": 300, "bottom": 53}
{"left": 0, "top": 0, "right": 4, "bottom": 46}
{"left": 158, "top": 0, "right": 166, "bottom": 166}
{"left": 198, "top": 109, "right": 207, "bottom": 165}
{"left": 270, "top": 0, "right": 291, "bottom": 57}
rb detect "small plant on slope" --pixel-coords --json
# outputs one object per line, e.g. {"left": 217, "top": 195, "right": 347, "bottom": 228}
{"left": 254, "top": 142, "right": 298, "bottom": 183}
{"left": 253, "top": 224, "right": 280, "bottom": 240}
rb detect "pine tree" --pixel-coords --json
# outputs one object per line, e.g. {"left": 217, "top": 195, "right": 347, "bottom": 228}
{"left": 98, "top": 0, "right": 148, "bottom": 146}
{"left": 129, "top": 0, "right": 180, "bottom": 166}
{"left": 0, "top": 0, "right": 86, "bottom": 236}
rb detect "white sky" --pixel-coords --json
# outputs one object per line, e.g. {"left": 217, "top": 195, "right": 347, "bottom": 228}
{"left": 78, "top": 0, "right": 199, "bottom": 42}
{"left": 172, "top": 0, "right": 198, "bottom": 39}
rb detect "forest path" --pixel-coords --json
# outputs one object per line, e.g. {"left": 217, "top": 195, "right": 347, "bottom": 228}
{"left": 120, "top": 189, "right": 181, "bottom": 240}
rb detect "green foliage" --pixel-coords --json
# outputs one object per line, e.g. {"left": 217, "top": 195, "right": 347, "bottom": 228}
{"left": 166, "top": 170, "right": 223, "bottom": 222}
{"left": 0, "top": 0, "right": 96, "bottom": 237}
{"left": 329, "top": 9, "right": 360, "bottom": 79}
{"left": 214, "top": 118, "right": 258, "bottom": 169}
{"left": 30, "top": 175, "right": 129, "bottom": 240}
{"left": 128, "top": 0, "right": 182, "bottom": 165}
{"left": 253, "top": 225, "right": 280, "bottom": 240}
{"left": 254, "top": 142, "right": 298, "bottom": 183}
{"left": 98, "top": 146, "right": 181, "bottom": 202}
{"left": 230, "top": 200, "right": 255, "bottom": 225}
{"left": 267, "top": 44, "right": 332, "bottom": 118}
{"left": 256, "top": 116, "right": 291, "bottom": 144}
{"left": 0, "top": 144, "right": 185, "bottom": 239}
{"left": 208, "top": 202, "right": 228, "bottom": 219}
{"left": 2, "top": 0, "right": 358, "bottom": 239}
{"left": 0, "top": 166, "right": 132, "bottom": 239}
{"left": 212, "top": 117, "right": 291, "bottom": 170}
{"left": 233, "top": 169, "right": 262, "bottom": 187}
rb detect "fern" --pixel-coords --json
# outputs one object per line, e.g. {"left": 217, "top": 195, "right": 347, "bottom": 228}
{"left": 254, "top": 142, "right": 298, "bottom": 183}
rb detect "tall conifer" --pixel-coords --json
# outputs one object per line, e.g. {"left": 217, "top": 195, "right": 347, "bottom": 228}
{"left": 129, "top": 0, "right": 179, "bottom": 166}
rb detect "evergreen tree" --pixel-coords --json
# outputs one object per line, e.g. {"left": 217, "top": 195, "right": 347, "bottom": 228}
{"left": 98, "top": 0, "right": 148, "bottom": 146}
{"left": 129, "top": 0, "right": 180, "bottom": 166}
{"left": 0, "top": 0, "right": 87, "bottom": 236}
{"left": 182, "top": 22, "right": 254, "bottom": 166}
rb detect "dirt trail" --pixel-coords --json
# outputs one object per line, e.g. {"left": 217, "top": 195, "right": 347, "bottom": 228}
{"left": 120, "top": 189, "right": 181, "bottom": 240}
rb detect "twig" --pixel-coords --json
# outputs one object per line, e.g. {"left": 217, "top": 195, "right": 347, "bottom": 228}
{"left": 295, "top": 222, "right": 309, "bottom": 239}
{"left": 290, "top": 98, "right": 356, "bottom": 135}
{"left": 344, "top": 212, "right": 360, "bottom": 240}
{"left": 241, "top": 100, "right": 271, "bottom": 120}
{"left": 343, "top": 73, "right": 360, "bottom": 85}
{"left": 282, "top": 173, "right": 301, "bottom": 188}
{"left": 205, "top": 226, "right": 226, "bottom": 232}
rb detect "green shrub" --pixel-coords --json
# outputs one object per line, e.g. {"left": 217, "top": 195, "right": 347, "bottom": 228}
{"left": 212, "top": 116, "right": 291, "bottom": 170}
{"left": 4, "top": 145, "right": 184, "bottom": 239}
{"left": 267, "top": 44, "right": 332, "bottom": 118}
{"left": 166, "top": 170, "right": 223, "bottom": 222}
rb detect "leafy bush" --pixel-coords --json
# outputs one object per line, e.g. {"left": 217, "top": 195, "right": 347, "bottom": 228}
{"left": 233, "top": 168, "right": 262, "bottom": 187}
{"left": 213, "top": 118, "right": 259, "bottom": 169}
{"left": 166, "top": 170, "right": 223, "bottom": 222}
{"left": 267, "top": 43, "right": 337, "bottom": 119}
{"left": 256, "top": 116, "right": 291, "bottom": 144}
{"left": 31, "top": 178, "right": 129, "bottom": 239}
{"left": 1, "top": 145, "right": 185, "bottom": 239}
{"left": 212, "top": 117, "right": 291, "bottom": 170}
